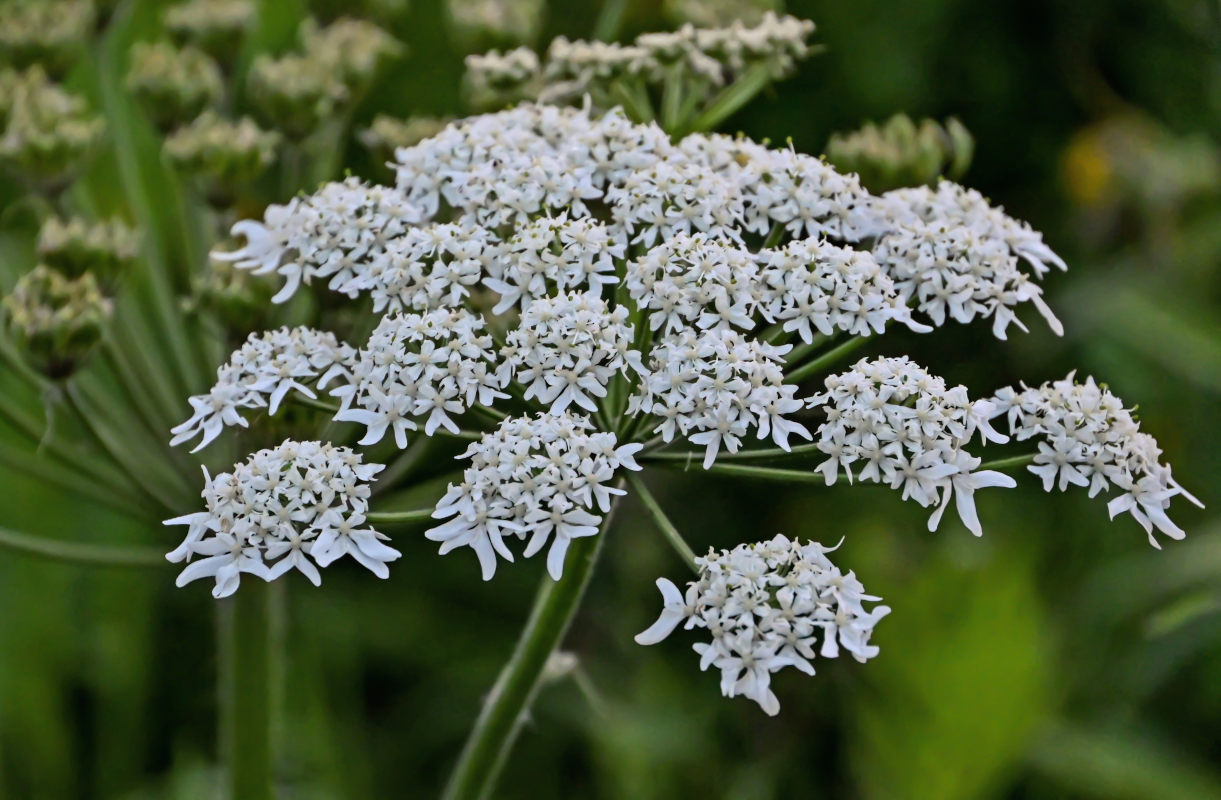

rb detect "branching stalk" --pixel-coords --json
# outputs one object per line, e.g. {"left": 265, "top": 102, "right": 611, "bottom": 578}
{"left": 0, "top": 525, "right": 165, "bottom": 567}
{"left": 626, "top": 472, "right": 698, "bottom": 571}
{"left": 441, "top": 487, "right": 622, "bottom": 800}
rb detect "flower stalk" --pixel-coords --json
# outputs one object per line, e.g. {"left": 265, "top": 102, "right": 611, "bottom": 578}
{"left": 626, "top": 473, "right": 698, "bottom": 572}
{"left": 218, "top": 580, "right": 277, "bottom": 800}
{"left": 441, "top": 490, "right": 621, "bottom": 800}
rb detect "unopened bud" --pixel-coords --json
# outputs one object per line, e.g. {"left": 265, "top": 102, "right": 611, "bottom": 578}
{"left": 3, "top": 265, "right": 112, "bottom": 378}
{"left": 248, "top": 53, "right": 347, "bottom": 140}
{"left": 126, "top": 42, "right": 224, "bottom": 130}
{"left": 826, "top": 114, "right": 975, "bottom": 192}
{"left": 165, "top": 111, "right": 280, "bottom": 201}
{"left": 0, "top": 0, "right": 96, "bottom": 78}
{"left": 358, "top": 115, "right": 452, "bottom": 164}
{"left": 164, "top": 0, "right": 255, "bottom": 62}
{"left": 37, "top": 216, "right": 138, "bottom": 286}
{"left": 0, "top": 66, "right": 104, "bottom": 189}
{"left": 446, "top": 0, "right": 544, "bottom": 52}
{"left": 300, "top": 17, "right": 402, "bottom": 94}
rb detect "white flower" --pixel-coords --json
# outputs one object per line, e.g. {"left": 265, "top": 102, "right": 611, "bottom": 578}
{"left": 870, "top": 181, "right": 1065, "bottom": 339}
{"left": 807, "top": 356, "right": 1013, "bottom": 535}
{"left": 499, "top": 291, "right": 642, "bottom": 414}
{"left": 483, "top": 214, "right": 621, "bottom": 312}
{"left": 990, "top": 373, "right": 1202, "bottom": 546}
{"left": 170, "top": 327, "right": 356, "bottom": 452}
{"left": 213, "top": 177, "right": 423, "bottom": 304}
{"left": 333, "top": 309, "right": 506, "bottom": 447}
{"left": 631, "top": 328, "right": 809, "bottom": 467}
{"left": 426, "top": 412, "right": 642, "bottom": 580}
{"left": 165, "top": 441, "right": 394, "bottom": 597}
{"left": 636, "top": 534, "right": 888, "bottom": 715}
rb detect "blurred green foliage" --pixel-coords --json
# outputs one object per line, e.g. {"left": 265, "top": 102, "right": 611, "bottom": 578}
{"left": 1, "top": 0, "right": 1220, "bottom": 797}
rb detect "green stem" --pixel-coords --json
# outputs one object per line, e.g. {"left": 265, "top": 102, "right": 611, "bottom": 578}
{"left": 441, "top": 491, "right": 621, "bottom": 800}
{"left": 626, "top": 473, "right": 697, "bottom": 572}
{"left": 292, "top": 394, "right": 340, "bottom": 414}
{"left": 643, "top": 441, "right": 823, "bottom": 463}
{"left": 366, "top": 508, "right": 435, "bottom": 524}
{"left": 979, "top": 453, "right": 1036, "bottom": 472}
{"left": 684, "top": 63, "right": 775, "bottom": 135}
{"left": 786, "top": 336, "right": 869, "bottom": 383}
{"left": 593, "top": 0, "right": 630, "bottom": 42}
{"left": 654, "top": 461, "right": 826, "bottom": 484}
{"left": 0, "top": 525, "right": 165, "bottom": 567}
{"left": 218, "top": 581, "right": 276, "bottom": 800}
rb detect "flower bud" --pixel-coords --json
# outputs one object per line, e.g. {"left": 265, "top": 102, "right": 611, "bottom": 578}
{"left": 186, "top": 253, "right": 274, "bottom": 328}
{"left": 0, "top": 0, "right": 96, "bottom": 77}
{"left": 826, "top": 114, "right": 975, "bottom": 192}
{"left": 299, "top": 17, "right": 402, "bottom": 94}
{"left": 445, "top": 0, "right": 544, "bottom": 52}
{"left": 126, "top": 41, "right": 224, "bottom": 130}
{"left": 0, "top": 66, "right": 104, "bottom": 189}
{"left": 463, "top": 48, "right": 541, "bottom": 110}
{"left": 3, "top": 265, "right": 112, "bottom": 378}
{"left": 164, "top": 0, "right": 254, "bottom": 62}
{"left": 37, "top": 216, "right": 138, "bottom": 286}
{"left": 248, "top": 53, "right": 348, "bottom": 140}
{"left": 663, "top": 0, "right": 779, "bottom": 28}
{"left": 165, "top": 111, "right": 280, "bottom": 204}
{"left": 358, "top": 115, "right": 452, "bottom": 165}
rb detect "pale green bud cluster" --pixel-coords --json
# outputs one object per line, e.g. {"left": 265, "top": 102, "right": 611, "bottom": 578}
{"left": 163, "top": 0, "right": 254, "bottom": 61}
{"left": 0, "top": 66, "right": 104, "bottom": 186}
{"left": 445, "top": 0, "right": 544, "bottom": 51}
{"left": 164, "top": 111, "right": 280, "bottom": 189}
{"left": 37, "top": 216, "right": 138, "bottom": 285}
{"left": 2, "top": 265, "right": 112, "bottom": 377}
{"left": 826, "top": 114, "right": 975, "bottom": 192}
{"left": 663, "top": 0, "right": 780, "bottom": 28}
{"left": 126, "top": 41, "right": 224, "bottom": 130}
{"left": 358, "top": 114, "right": 452, "bottom": 163}
{"left": 187, "top": 254, "right": 273, "bottom": 328}
{"left": 463, "top": 48, "right": 541, "bottom": 110}
{"left": 249, "top": 18, "right": 401, "bottom": 139}
{"left": 0, "top": 0, "right": 96, "bottom": 76}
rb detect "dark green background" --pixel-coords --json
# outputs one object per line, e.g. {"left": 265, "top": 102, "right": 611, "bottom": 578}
{"left": 2, "top": 0, "right": 1220, "bottom": 797}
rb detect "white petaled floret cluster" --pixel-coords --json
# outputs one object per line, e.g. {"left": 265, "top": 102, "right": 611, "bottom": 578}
{"left": 216, "top": 177, "right": 423, "bottom": 303}
{"left": 426, "top": 413, "right": 643, "bottom": 580}
{"left": 990, "top": 373, "right": 1204, "bottom": 547}
{"left": 807, "top": 356, "right": 1015, "bottom": 536}
{"left": 636, "top": 534, "right": 890, "bottom": 716}
{"left": 870, "top": 181, "right": 1066, "bottom": 340}
{"left": 758, "top": 238, "right": 931, "bottom": 341}
{"left": 484, "top": 215, "right": 621, "bottom": 313}
{"left": 500, "top": 292, "right": 643, "bottom": 414}
{"left": 630, "top": 328, "right": 809, "bottom": 468}
{"left": 467, "top": 14, "right": 817, "bottom": 106}
{"left": 171, "top": 326, "right": 355, "bottom": 452}
{"left": 165, "top": 441, "right": 397, "bottom": 598}
{"left": 333, "top": 309, "right": 506, "bottom": 447}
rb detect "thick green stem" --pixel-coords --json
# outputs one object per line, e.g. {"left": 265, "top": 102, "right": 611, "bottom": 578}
{"left": 626, "top": 473, "right": 698, "bottom": 572}
{"left": 441, "top": 494, "right": 621, "bottom": 800}
{"left": 643, "top": 441, "right": 823, "bottom": 463}
{"left": 366, "top": 508, "right": 435, "bottom": 525}
{"left": 593, "top": 0, "right": 630, "bottom": 42}
{"left": 655, "top": 461, "right": 827, "bottom": 484}
{"left": 218, "top": 582, "right": 276, "bottom": 800}
{"left": 786, "top": 336, "right": 869, "bottom": 383}
{"left": 980, "top": 453, "right": 1036, "bottom": 472}
{"left": 0, "top": 525, "right": 165, "bottom": 567}
{"left": 684, "top": 63, "right": 774, "bottom": 135}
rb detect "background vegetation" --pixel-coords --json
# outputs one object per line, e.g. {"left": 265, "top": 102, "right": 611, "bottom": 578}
{"left": 1, "top": 0, "right": 1219, "bottom": 797}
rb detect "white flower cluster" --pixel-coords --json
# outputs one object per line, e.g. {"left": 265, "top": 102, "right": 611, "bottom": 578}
{"left": 630, "top": 328, "right": 808, "bottom": 467}
{"left": 427, "top": 413, "right": 643, "bottom": 580}
{"left": 870, "top": 181, "right": 1065, "bottom": 339}
{"left": 165, "top": 440, "right": 396, "bottom": 598}
{"left": 544, "top": 13, "right": 816, "bottom": 92}
{"left": 334, "top": 309, "right": 505, "bottom": 447}
{"left": 679, "top": 136, "right": 877, "bottom": 241}
{"left": 807, "top": 356, "right": 1014, "bottom": 536}
{"left": 215, "top": 177, "right": 422, "bottom": 303}
{"left": 990, "top": 374, "right": 1203, "bottom": 546}
{"left": 484, "top": 214, "right": 621, "bottom": 312}
{"left": 759, "top": 238, "right": 931, "bottom": 341}
{"left": 170, "top": 327, "right": 355, "bottom": 452}
{"left": 625, "top": 232, "right": 761, "bottom": 333}
{"left": 636, "top": 534, "right": 890, "bottom": 715}
{"left": 500, "top": 292, "right": 642, "bottom": 414}
{"left": 355, "top": 221, "right": 493, "bottom": 314}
